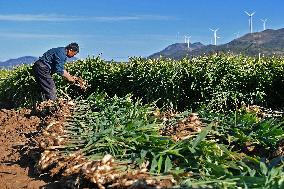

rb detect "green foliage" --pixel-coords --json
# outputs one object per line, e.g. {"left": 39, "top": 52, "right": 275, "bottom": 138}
{"left": 1, "top": 54, "right": 284, "bottom": 111}
{"left": 0, "top": 65, "right": 41, "bottom": 107}
{"left": 64, "top": 92, "right": 172, "bottom": 160}
{"left": 0, "top": 69, "right": 12, "bottom": 83}
{"left": 63, "top": 54, "right": 284, "bottom": 111}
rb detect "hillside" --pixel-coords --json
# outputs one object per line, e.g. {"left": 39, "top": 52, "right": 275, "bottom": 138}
{"left": 149, "top": 42, "right": 205, "bottom": 59}
{"left": 149, "top": 28, "right": 284, "bottom": 59}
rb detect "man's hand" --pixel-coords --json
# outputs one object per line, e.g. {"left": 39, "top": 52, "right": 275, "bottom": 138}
{"left": 72, "top": 76, "right": 87, "bottom": 91}
{"left": 71, "top": 76, "right": 78, "bottom": 83}
{"left": 63, "top": 70, "right": 77, "bottom": 83}
{"left": 62, "top": 70, "right": 87, "bottom": 90}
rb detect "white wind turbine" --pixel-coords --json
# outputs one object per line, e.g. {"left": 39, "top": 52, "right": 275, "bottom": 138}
{"left": 260, "top": 18, "right": 268, "bottom": 30}
{"left": 245, "top": 11, "right": 255, "bottom": 33}
{"left": 177, "top": 32, "right": 180, "bottom": 42}
{"left": 209, "top": 28, "right": 219, "bottom": 45}
{"left": 234, "top": 31, "right": 240, "bottom": 39}
{"left": 184, "top": 35, "right": 191, "bottom": 48}
{"left": 187, "top": 36, "right": 191, "bottom": 48}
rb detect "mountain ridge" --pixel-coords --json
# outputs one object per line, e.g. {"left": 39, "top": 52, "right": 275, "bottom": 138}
{"left": 0, "top": 56, "right": 78, "bottom": 69}
{"left": 149, "top": 28, "right": 284, "bottom": 59}
{"left": 0, "top": 56, "right": 38, "bottom": 68}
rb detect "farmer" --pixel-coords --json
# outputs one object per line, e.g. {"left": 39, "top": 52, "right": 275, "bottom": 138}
{"left": 33, "top": 42, "right": 82, "bottom": 101}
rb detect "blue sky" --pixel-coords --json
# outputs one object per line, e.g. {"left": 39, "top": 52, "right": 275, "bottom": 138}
{"left": 0, "top": 0, "right": 283, "bottom": 61}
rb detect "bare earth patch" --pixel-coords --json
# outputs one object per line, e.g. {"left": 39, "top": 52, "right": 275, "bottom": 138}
{"left": 0, "top": 108, "right": 63, "bottom": 189}
{"left": 0, "top": 108, "right": 46, "bottom": 188}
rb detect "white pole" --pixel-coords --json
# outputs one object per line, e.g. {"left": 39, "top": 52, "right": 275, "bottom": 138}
{"left": 187, "top": 36, "right": 191, "bottom": 48}
{"left": 214, "top": 31, "right": 217, "bottom": 45}
{"left": 187, "top": 38, "right": 189, "bottom": 48}
{"left": 250, "top": 15, "right": 253, "bottom": 33}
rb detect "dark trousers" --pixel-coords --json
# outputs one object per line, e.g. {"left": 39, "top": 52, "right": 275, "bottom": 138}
{"left": 32, "top": 60, "right": 57, "bottom": 100}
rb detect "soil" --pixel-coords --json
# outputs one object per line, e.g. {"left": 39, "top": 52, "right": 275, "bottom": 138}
{"left": 0, "top": 108, "right": 61, "bottom": 189}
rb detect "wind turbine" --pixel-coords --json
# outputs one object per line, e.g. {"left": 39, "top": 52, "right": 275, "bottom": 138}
{"left": 260, "top": 18, "right": 268, "bottom": 30}
{"left": 234, "top": 31, "right": 240, "bottom": 39}
{"left": 184, "top": 35, "right": 191, "bottom": 48}
{"left": 245, "top": 11, "right": 255, "bottom": 33}
{"left": 209, "top": 28, "right": 219, "bottom": 45}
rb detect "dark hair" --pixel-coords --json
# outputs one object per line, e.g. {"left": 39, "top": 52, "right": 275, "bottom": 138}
{"left": 66, "top": 42, "right": 79, "bottom": 53}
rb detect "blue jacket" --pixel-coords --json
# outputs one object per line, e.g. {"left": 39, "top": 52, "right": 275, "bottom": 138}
{"left": 39, "top": 47, "right": 67, "bottom": 75}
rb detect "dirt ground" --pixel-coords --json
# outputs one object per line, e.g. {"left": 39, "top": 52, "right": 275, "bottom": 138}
{"left": 0, "top": 108, "right": 61, "bottom": 189}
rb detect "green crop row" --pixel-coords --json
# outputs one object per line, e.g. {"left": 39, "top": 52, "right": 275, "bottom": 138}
{"left": 61, "top": 92, "right": 284, "bottom": 188}
{"left": 0, "top": 54, "right": 283, "bottom": 111}
{"left": 54, "top": 54, "right": 284, "bottom": 111}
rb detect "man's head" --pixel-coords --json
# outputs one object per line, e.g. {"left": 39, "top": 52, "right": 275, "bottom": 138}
{"left": 66, "top": 42, "right": 79, "bottom": 58}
